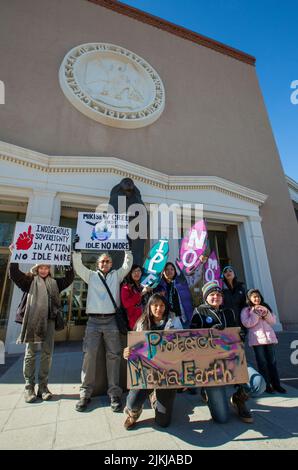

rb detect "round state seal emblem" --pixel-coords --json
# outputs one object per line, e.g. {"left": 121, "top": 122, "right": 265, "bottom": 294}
{"left": 59, "top": 43, "right": 165, "bottom": 129}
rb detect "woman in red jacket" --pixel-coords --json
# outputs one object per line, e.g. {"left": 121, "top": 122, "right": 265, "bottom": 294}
{"left": 120, "top": 265, "right": 152, "bottom": 330}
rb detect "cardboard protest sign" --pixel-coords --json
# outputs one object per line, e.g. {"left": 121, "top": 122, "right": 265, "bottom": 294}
{"left": 11, "top": 222, "right": 71, "bottom": 265}
{"left": 176, "top": 219, "right": 208, "bottom": 274}
{"left": 75, "top": 212, "right": 129, "bottom": 250}
{"left": 141, "top": 239, "right": 169, "bottom": 288}
{"left": 127, "top": 327, "right": 248, "bottom": 389}
{"left": 204, "top": 250, "right": 222, "bottom": 288}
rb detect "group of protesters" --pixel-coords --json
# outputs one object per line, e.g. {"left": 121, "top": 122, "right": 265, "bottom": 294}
{"left": 8, "top": 234, "right": 286, "bottom": 431}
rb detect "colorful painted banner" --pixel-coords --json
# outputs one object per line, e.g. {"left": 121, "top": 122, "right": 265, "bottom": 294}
{"left": 141, "top": 239, "right": 169, "bottom": 288}
{"left": 176, "top": 219, "right": 208, "bottom": 274}
{"left": 75, "top": 212, "right": 129, "bottom": 250}
{"left": 127, "top": 327, "right": 248, "bottom": 389}
{"left": 11, "top": 222, "right": 71, "bottom": 265}
{"left": 204, "top": 250, "right": 222, "bottom": 288}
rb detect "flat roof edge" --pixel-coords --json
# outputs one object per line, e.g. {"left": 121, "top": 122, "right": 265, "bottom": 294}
{"left": 87, "top": 0, "right": 256, "bottom": 66}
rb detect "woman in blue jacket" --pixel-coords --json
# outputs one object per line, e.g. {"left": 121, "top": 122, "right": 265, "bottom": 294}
{"left": 155, "top": 262, "right": 193, "bottom": 327}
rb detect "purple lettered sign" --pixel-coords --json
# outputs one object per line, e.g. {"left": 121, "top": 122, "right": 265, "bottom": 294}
{"left": 204, "top": 250, "right": 222, "bottom": 288}
{"left": 177, "top": 219, "right": 208, "bottom": 274}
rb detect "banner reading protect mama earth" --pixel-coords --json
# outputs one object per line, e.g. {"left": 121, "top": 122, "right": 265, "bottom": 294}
{"left": 127, "top": 327, "right": 248, "bottom": 389}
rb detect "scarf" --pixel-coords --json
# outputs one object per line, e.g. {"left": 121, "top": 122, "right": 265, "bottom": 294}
{"left": 17, "top": 275, "right": 60, "bottom": 344}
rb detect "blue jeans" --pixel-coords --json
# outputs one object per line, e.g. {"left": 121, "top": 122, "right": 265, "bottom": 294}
{"left": 244, "top": 365, "right": 266, "bottom": 397}
{"left": 253, "top": 344, "right": 281, "bottom": 388}
{"left": 126, "top": 389, "right": 176, "bottom": 427}
{"left": 205, "top": 365, "right": 266, "bottom": 423}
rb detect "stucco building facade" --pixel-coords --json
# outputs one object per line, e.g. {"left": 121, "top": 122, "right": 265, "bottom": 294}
{"left": 0, "top": 0, "right": 297, "bottom": 353}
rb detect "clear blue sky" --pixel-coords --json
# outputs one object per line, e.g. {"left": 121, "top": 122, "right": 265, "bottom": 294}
{"left": 122, "top": 0, "right": 298, "bottom": 181}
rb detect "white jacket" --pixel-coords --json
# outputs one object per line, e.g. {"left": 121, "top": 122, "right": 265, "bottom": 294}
{"left": 72, "top": 251, "right": 133, "bottom": 314}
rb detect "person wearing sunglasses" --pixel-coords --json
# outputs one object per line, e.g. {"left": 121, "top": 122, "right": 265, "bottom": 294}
{"left": 72, "top": 234, "right": 133, "bottom": 413}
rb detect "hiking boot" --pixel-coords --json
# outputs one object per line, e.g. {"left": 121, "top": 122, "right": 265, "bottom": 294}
{"left": 37, "top": 386, "right": 53, "bottom": 401}
{"left": 24, "top": 386, "right": 37, "bottom": 404}
{"left": 231, "top": 387, "right": 254, "bottom": 423}
{"left": 75, "top": 397, "right": 91, "bottom": 412}
{"left": 123, "top": 406, "right": 142, "bottom": 430}
{"left": 110, "top": 396, "right": 122, "bottom": 413}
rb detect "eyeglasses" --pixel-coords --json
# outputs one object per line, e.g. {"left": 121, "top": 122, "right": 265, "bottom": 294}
{"left": 99, "top": 260, "right": 112, "bottom": 264}
{"left": 223, "top": 269, "right": 233, "bottom": 273}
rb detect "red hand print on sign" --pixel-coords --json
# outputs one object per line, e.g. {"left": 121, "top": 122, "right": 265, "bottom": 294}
{"left": 16, "top": 225, "right": 34, "bottom": 250}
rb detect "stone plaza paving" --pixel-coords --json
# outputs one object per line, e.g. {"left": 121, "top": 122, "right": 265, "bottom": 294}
{"left": 0, "top": 335, "right": 297, "bottom": 450}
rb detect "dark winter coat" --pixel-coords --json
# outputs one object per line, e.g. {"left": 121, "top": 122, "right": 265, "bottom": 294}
{"left": 190, "top": 304, "right": 237, "bottom": 330}
{"left": 155, "top": 277, "right": 193, "bottom": 325}
{"left": 222, "top": 280, "right": 246, "bottom": 322}
{"left": 9, "top": 263, "right": 74, "bottom": 323}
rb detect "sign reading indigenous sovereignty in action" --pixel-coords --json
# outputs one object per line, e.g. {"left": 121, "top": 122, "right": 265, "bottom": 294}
{"left": 75, "top": 212, "right": 129, "bottom": 250}
{"left": 127, "top": 327, "right": 248, "bottom": 389}
{"left": 11, "top": 222, "right": 71, "bottom": 265}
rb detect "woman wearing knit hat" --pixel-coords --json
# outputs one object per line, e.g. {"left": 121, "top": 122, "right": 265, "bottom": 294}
{"left": 190, "top": 280, "right": 254, "bottom": 424}
{"left": 8, "top": 244, "right": 74, "bottom": 403}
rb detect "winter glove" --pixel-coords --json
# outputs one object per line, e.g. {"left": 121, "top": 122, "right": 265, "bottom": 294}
{"left": 72, "top": 234, "right": 80, "bottom": 252}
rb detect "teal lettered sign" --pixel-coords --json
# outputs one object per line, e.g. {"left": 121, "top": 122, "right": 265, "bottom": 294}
{"left": 141, "top": 239, "right": 169, "bottom": 288}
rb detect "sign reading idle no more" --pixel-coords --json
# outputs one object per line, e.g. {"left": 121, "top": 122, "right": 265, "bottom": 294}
{"left": 11, "top": 222, "right": 71, "bottom": 265}
{"left": 127, "top": 327, "right": 248, "bottom": 389}
{"left": 75, "top": 212, "right": 129, "bottom": 250}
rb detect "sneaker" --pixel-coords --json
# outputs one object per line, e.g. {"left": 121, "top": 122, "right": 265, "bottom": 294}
{"left": 273, "top": 385, "right": 287, "bottom": 394}
{"left": 265, "top": 384, "right": 275, "bottom": 394}
{"left": 24, "top": 386, "right": 37, "bottom": 404}
{"left": 75, "top": 397, "right": 91, "bottom": 412}
{"left": 110, "top": 396, "right": 122, "bottom": 413}
{"left": 231, "top": 389, "right": 254, "bottom": 424}
{"left": 37, "top": 386, "right": 53, "bottom": 401}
